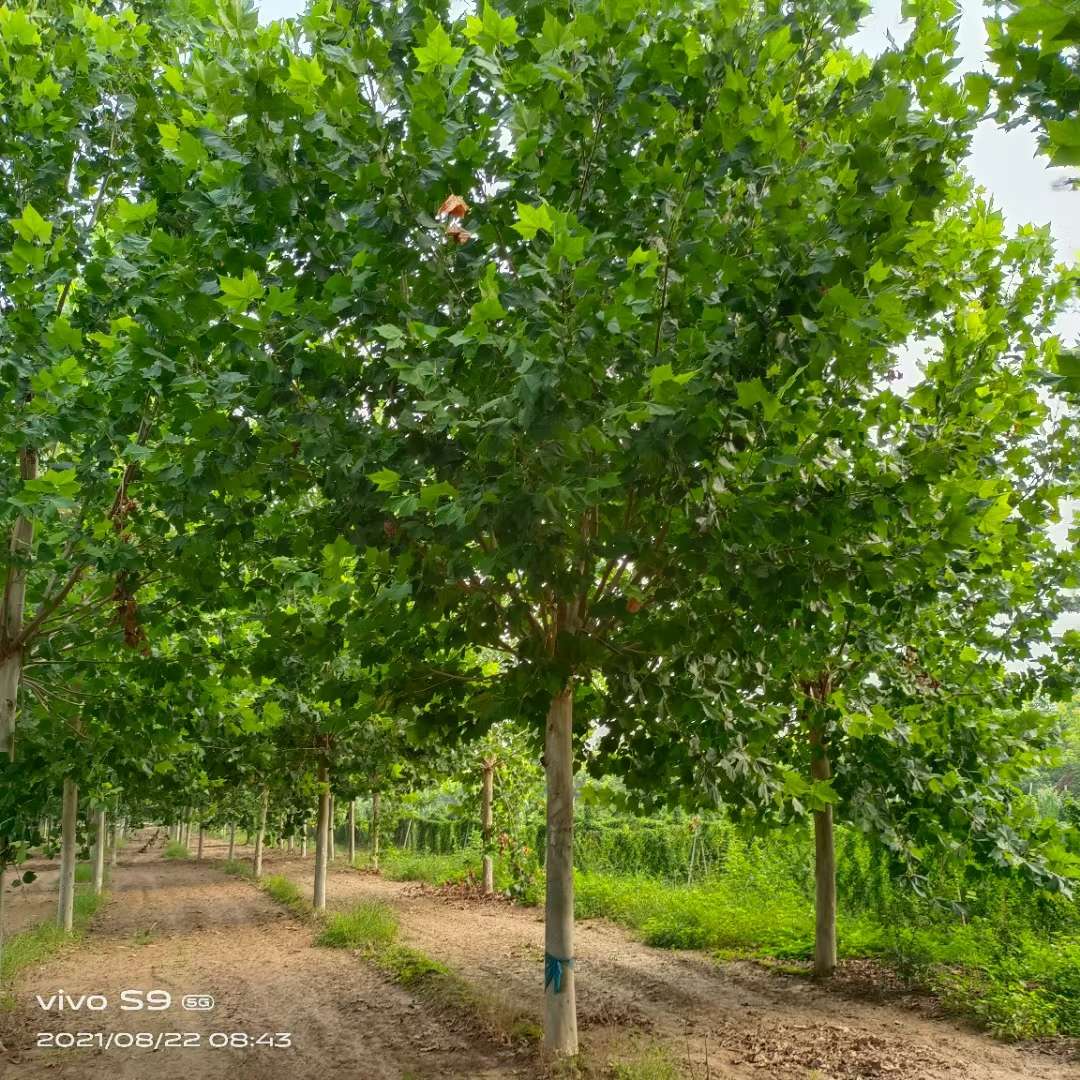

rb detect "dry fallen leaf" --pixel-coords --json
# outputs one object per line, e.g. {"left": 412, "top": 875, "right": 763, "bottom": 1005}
{"left": 437, "top": 193, "right": 469, "bottom": 219}
{"left": 446, "top": 221, "right": 472, "bottom": 244}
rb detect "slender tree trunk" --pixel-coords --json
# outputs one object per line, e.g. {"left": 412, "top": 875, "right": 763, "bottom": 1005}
{"left": 348, "top": 799, "right": 356, "bottom": 864}
{"left": 482, "top": 757, "right": 495, "bottom": 895}
{"left": 314, "top": 759, "right": 330, "bottom": 911}
{"left": 109, "top": 818, "right": 118, "bottom": 867}
{"left": 57, "top": 779, "right": 78, "bottom": 931}
{"left": 0, "top": 861, "right": 5, "bottom": 978}
{"left": 0, "top": 448, "right": 36, "bottom": 761}
{"left": 810, "top": 725, "right": 837, "bottom": 978}
{"left": 301, "top": 826, "right": 308, "bottom": 858}
{"left": 544, "top": 686, "right": 577, "bottom": 1055}
{"left": 92, "top": 808, "right": 106, "bottom": 895}
{"left": 371, "top": 790, "right": 381, "bottom": 872}
{"left": 328, "top": 794, "right": 336, "bottom": 862}
{"left": 227, "top": 822, "right": 236, "bottom": 861}
{"left": 253, "top": 787, "right": 268, "bottom": 880}
{"left": 196, "top": 823, "right": 204, "bottom": 862}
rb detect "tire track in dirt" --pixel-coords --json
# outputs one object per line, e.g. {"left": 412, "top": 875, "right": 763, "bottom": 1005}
{"left": 0, "top": 833, "right": 536, "bottom": 1080}
{"left": 266, "top": 852, "right": 1080, "bottom": 1080}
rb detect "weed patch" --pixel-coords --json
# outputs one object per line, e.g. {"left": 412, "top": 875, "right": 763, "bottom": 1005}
{"left": 1, "top": 890, "right": 107, "bottom": 986}
{"left": 163, "top": 841, "right": 189, "bottom": 860}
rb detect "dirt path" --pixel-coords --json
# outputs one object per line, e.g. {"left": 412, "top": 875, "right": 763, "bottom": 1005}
{"left": 267, "top": 852, "right": 1080, "bottom": 1080}
{"left": 0, "top": 834, "right": 535, "bottom": 1079}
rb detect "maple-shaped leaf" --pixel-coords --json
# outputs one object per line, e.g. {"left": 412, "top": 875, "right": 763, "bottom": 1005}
{"left": 437, "top": 194, "right": 469, "bottom": 219}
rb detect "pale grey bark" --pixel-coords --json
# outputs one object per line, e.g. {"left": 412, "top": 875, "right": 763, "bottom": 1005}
{"left": 543, "top": 687, "right": 578, "bottom": 1055}
{"left": 313, "top": 760, "right": 330, "bottom": 910}
{"left": 109, "top": 818, "right": 118, "bottom": 867}
{"left": 811, "top": 726, "right": 837, "bottom": 978}
{"left": 92, "top": 808, "right": 106, "bottom": 895}
{"left": 0, "top": 449, "right": 35, "bottom": 760}
{"left": 371, "top": 790, "right": 381, "bottom": 871}
{"left": 227, "top": 822, "right": 236, "bottom": 861}
{"left": 57, "top": 779, "right": 78, "bottom": 931}
{"left": 196, "top": 823, "right": 204, "bottom": 862}
{"left": 481, "top": 757, "right": 495, "bottom": 895}
{"left": 348, "top": 799, "right": 356, "bottom": 864}
{"left": 253, "top": 788, "right": 268, "bottom": 880}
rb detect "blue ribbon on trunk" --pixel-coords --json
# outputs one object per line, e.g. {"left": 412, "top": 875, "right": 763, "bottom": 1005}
{"left": 544, "top": 952, "right": 573, "bottom": 994}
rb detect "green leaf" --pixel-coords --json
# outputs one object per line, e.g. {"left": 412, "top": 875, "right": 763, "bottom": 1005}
{"left": 11, "top": 203, "right": 52, "bottom": 244}
{"left": 464, "top": 2, "right": 519, "bottom": 51}
{"left": 218, "top": 269, "right": 265, "bottom": 305}
{"left": 368, "top": 468, "right": 402, "bottom": 493}
{"left": 414, "top": 24, "right": 464, "bottom": 73}
{"left": 735, "top": 378, "right": 780, "bottom": 421}
{"left": 512, "top": 202, "right": 553, "bottom": 240}
{"left": 419, "top": 479, "right": 458, "bottom": 508}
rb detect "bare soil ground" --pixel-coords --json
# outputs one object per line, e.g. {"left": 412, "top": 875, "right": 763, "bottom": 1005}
{"left": 4, "top": 834, "right": 1080, "bottom": 1079}
{"left": 0, "top": 832, "right": 535, "bottom": 1080}
{"left": 268, "top": 852, "right": 1080, "bottom": 1080}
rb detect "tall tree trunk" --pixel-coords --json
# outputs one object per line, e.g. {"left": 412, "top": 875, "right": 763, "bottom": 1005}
{"left": 253, "top": 787, "right": 268, "bottom": 880}
{"left": 57, "top": 779, "right": 78, "bottom": 931}
{"left": 371, "top": 790, "right": 381, "bottom": 871}
{"left": 314, "top": 759, "right": 330, "bottom": 911}
{"left": 196, "top": 823, "right": 204, "bottom": 862}
{"left": 0, "top": 448, "right": 36, "bottom": 760}
{"left": 92, "top": 808, "right": 106, "bottom": 895}
{"left": 109, "top": 817, "right": 118, "bottom": 867}
{"left": 543, "top": 686, "right": 577, "bottom": 1056}
{"left": 481, "top": 756, "right": 495, "bottom": 895}
{"left": 301, "top": 826, "right": 308, "bottom": 858}
{"left": 328, "top": 794, "right": 336, "bottom": 862}
{"left": 0, "top": 861, "right": 5, "bottom": 978}
{"left": 348, "top": 799, "right": 356, "bottom": 865}
{"left": 227, "top": 822, "right": 236, "bottom": 861}
{"left": 810, "top": 725, "right": 837, "bottom": 978}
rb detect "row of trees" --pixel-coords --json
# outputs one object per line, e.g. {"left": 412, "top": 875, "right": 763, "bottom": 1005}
{"left": 2, "top": 0, "right": 1078, "bottom": 1056}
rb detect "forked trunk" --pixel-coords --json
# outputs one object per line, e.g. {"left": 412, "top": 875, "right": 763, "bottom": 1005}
{"left": 544, "top": 686, "right": 577, "bottom": 1056}
{"left": 253, "top": 787, "right": 268, "bottom": 880}
{"left": 348, "top": 799, "right": 356, "bottom": 864}
{"left": 227, "top": 822, "right": 236, "bottom": 861}
{"left": 371, "top": 790, "right": 381, "bottom": 871}
{"left": 314, "top": 759, "right": 330, "bottom": 911}
{"left": 481, "top": 757, "right": 495, "bottom": 895}
{"left": 57, "top": 779, "right": 78, "bottom": 931}
{"left": 92, "top": 808, "right": 106, "bottom": 895}
{"left": 810, "top": 725, "right": 837, "bottom": 978}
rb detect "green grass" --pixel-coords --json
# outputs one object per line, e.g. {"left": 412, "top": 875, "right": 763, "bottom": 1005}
{"left": 259, "top": 873, "right": 311, "bottom": 919}
{"left": 365, "top": 847, "right": 484, "bottom": 887}
{"left": 312, "top": 894, "right": 536, "bottom": 1042}
{"left": 220, "top": 859, "right": 249, "bottom": 877}
{"left": 162, "top": 841, "right": 189, "bottom": 859}
{"left": 368, "top": 845, "right": 1080, "bottom": 1043}
{"left": 316, "top": 900, "right": 398, "bottom": 949}
{"left": 1, "top": 890, "right": 108, "bottom": 988}
{"left": 608, "top": 1046, "right": 684, "bottom": 1080}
